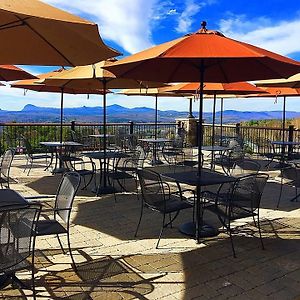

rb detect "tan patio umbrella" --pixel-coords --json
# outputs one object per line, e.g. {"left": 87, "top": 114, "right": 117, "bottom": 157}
{"left": 0, "top": 65, "right": 36, "bottom": 80}
{"left": 40, "top": 59, "right": 165, "bottom": 193}
{"left": 104, "top": 21, "right": 300, "bottom": 243}
{"left": 255, "top": 73, "right": 300, "bottom": 88}
{"left": 119, "top": 87, "right": 189, "bottom": 139}
{"left": 0, "top": 0, "right": 120, "bottom": 66}
{"left": 11, "top": 68, "right": 106, "bottom": 171}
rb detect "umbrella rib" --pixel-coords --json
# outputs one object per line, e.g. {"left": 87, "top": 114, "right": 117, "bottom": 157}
{"left": 0, "top": 16, "right": 31, "bottom": 30}
{"left": 15, "top": 15, "right": 74, "bottom": 66}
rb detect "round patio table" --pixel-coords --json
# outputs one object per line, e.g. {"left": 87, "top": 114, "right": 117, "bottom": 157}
{"left": 40, "top": 141, "right": 83, "bottom": 173}
{"left": 139, "top": 138, "right": 171, "bottom": 165}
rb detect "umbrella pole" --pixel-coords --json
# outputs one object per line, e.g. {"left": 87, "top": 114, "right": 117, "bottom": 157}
{"left": 59, "top": 88, "right": 64, "bottom": 170}
{"left": 210, "top": 92, "right": 217, "bottom": 169}
{"left": 154, "top": 94, "right": 158, "bottom": 139}
{"left": 97, "top": 80, "right": 114, "bottom": 195}
{"left": 282, "top": 96, "right": 286, "bottom": 141}
{"left": 281, "top": 96, "right": 287, "bottom": 161}
{"left": 212, "top": 92, "right": 216, "bottom": 146}
{"left": 220, "top": 97, "right": 224, "bottom": 146}
{"left": 196, "top": 63, "right": 205, "bottom": 244}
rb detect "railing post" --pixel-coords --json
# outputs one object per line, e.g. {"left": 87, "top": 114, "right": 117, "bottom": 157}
{"left": 71, "top": 120, "right": 76, "bottom": 131}
{"left": 288, "top": 125, "right": 294, "bottom": 157}
{"left": 129, "top": 121, "right": 134, "bottom": 134}
{"left": 235, "top": 123, "right": 241, "bottom": 136}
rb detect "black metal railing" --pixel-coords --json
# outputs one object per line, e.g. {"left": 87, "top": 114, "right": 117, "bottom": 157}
{"left": 1, "top": 121, "right": 300, "bottom": 155}
{"left": 0, "top": 121, "right": 177, "bottom": 153}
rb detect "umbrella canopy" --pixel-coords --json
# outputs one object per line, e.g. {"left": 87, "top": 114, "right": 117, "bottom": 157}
{"left": 163, "top": 81, "right": 267, "bottom": 95}
{"left": 0, "top": 0, "right": 119, "bottom": 66}
{"left": 11, "top": 69, "right": 106, "bottom": 94}
{"left": 0, "top": 65, "right": 36, "bottom": 81}
{"left": 255, "top": 73, "right": 300, "bottom": 88}
{"left": 40, "top": 59, "right": 165, "bottom": 89}
{"left": 104, "top": 24, "right": 300, "bottom": 83}
{"left": 104, "top": 21, "right": 300, "bottom": 243}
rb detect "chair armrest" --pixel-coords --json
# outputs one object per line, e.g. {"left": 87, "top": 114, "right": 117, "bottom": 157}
{"left": 25, "top": 195, "right": 55, "bottom": 200}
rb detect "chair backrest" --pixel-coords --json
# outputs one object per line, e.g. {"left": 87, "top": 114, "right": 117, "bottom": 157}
{"left": 70, "top": 130, "right": 79, "bottom": 142}
{"left": 127, "top": 134, "right": 138, "bottom": 151}
{"left": 0, "top": 148, "right": 15, "bottom": 185}
{"left": 135, "top": 146, "right": 146, "bottom": 169}
{"left": 231, "top": 173, "right": 269, "bottom": 210}
{"left": 137, "top": 169, "right": 165, "bottom": 209}
{"left": 230, "top": 159, "right": 261, "bottom": 177}
{"left": 0, "top": 203, "right": 41, "bottom": 272}
{"left": 22, "top": 136, "right": 33, "bottom": 157}
{"left": 281, "top": 164, "right": 300, "bottom": 187}
{"left": 54, "top": 172, "right": 81, "bottom": 224}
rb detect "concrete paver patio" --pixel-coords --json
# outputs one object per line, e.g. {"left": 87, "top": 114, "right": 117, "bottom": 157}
{"left": 1, "top": 155, "right": 300, "bottom": 299}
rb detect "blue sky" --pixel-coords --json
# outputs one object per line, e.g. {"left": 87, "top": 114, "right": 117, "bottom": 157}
{"left": 1, "top": 0, "right": 300, "bottom": 113}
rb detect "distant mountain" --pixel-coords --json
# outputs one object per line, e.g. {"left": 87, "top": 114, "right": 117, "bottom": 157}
{"left": 0, "top": 104, "right": 300, "bottom": 123}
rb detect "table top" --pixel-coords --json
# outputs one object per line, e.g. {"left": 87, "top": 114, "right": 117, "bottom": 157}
{"left": 40, "top": 141, "right": 83, "bottom": 147}
{"left": 0, "top": 189, "right": 28, "bottom": 209}
{"left": 139, "top": 138, "right": 171, "bottom": 143}
{"left": 201, "top": 146, "right": 230, "bottom": 152}
{"left": 84, "top": 151, "right": 129, "bottom": 160}
{"left": 89, "top": 134, "right": 115, "bottom": 138}
{"left": 162, "top": 169, "right": 235, "bottom": 186}
{"left": 271, "top": 141, "right": 300, "bottom": 146}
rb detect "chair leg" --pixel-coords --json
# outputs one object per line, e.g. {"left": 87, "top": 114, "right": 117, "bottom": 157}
{"left": 134, "top": 204, "right": 144, "bottom": 237}
{"left": 229, "top": 229, "right": 236, "bottom": 258}
{"left": 27, "top": 159, "right": 33, "bottom": 176}
{"left": 277, "top": 176, "right": 284, "bottom": 208}
{"left": 257, "top": 212, "right": 265, "bottom": 250}
{"left": 56, "top": 234, "right": 66, "bottom": 254}
{"left": 66, "top": 232, "right": 77, "bottom": 272}
{"left": 156, "top": 214, "right": 166, "bottom": 249}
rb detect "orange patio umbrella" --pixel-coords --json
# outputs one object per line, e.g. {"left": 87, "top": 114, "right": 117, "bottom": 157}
{"left": 11, "top": 69, "right": 106, "bottom": 159}
{"left": 104, "top": 21, "right": 300, "bottom": 243}
{"left": 40, "top": 59, "right": 165, "bottom": 193}
{"left": 0, "top": 65, "right": 36, "bottom": 81}
{"left": 0, "top": 0, "right": 119, "bottom": 66}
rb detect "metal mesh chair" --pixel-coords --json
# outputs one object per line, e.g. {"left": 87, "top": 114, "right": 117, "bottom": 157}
{"left": 0, "top": 148, "right": 15, "bottom": 188}
{"left": 28, "top": 172, "right": 81, "bottom": 270}
{"left": 22, "top": 136, "right": 51, "bottom": 175}
{"left": 204, "top": 173, "right": 269, "bottom": 257}
{"left": 277, "top": 163, "right": 300, "bottom": 207}
{"left": 214, "top": 138, "right": 245, "bottom": 175}
{"left": 0, "top": 203, "right": 41, "bottom": 297}
{"left": 230, "top": 159, "right": 261, "bottom": 177}
{"left": 136, "top": 168, "right": 194, "bottom": 248}
{"left": 107, "top": 146, "right": 146, "bottom": 201}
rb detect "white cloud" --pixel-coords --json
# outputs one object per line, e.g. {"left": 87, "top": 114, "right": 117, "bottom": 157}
{"left": 175, "top": 0, "right": 202, "bottom": 33}
{"left": 218, "top": 15, "right": 300, "bottom": 56}
{"left": 44, "top": 0, "right": 159, "bottom": 54}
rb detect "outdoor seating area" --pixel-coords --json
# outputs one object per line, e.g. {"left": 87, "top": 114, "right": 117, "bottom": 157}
{"left": 0, "top": 142, "right": 300, "bottom": 299}
{"left": 1, "top": 1, "right": 300, "bottom": 299}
